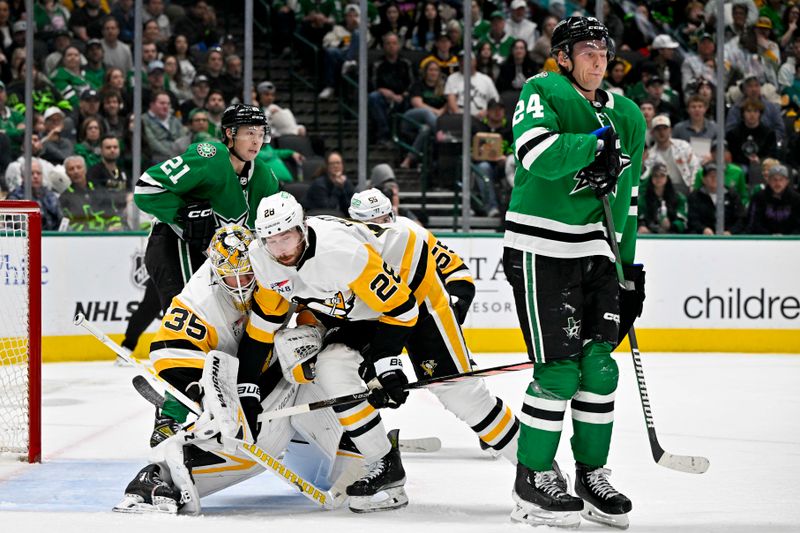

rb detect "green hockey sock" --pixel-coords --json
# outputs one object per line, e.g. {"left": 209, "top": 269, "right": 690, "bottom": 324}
{"left": 161, "top": 392, "right": 190, "bottom": 423}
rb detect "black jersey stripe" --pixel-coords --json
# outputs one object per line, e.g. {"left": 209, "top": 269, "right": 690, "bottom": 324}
{"left": 150, "top": 338, "right": 203, "bottom": 353}
{"left": 630, "top": 195, "right": 638, "bottom": 206}
{"left": 491, "top": 418, "right": 520, "bottom": 450}
{"left": 251, "top": 302, "right": 287, "bottom": 324}
{"left": 346, "top": 414, "right": 382, "bottom": 438}
{"left": 516, "top": 131, "right": 557, "bottom": 164}
{"left": 505, "top": 220, "right": 607, "bottom": 243}
{"left": 570, "top": 399, "right": 615, "bottom": 413}
{"left": 521, "top": 402, "right": 566, "bottom": 421}
{"left": 383, "top": 294, "right": 417, "bottom": 318}
{"left": 472, "top": 398, "right": 503, "bottom": 433}
{"left": 408, "top": 239, "right": 429, "bottom": 293}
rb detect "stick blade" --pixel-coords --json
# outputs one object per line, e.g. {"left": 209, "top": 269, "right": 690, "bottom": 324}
{"left": 399, "top": 437, "right": 441, "bottom": 453}
{"left": 657, "top": 452, "right": 710, "bottom": 474}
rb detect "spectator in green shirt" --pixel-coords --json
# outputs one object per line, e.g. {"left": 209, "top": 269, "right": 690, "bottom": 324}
{"left": 479, "top": 11, "right": 515, "bottom": 65}
{"left": 257, "top": 142, "right": 305, "bottom": 183}
{"left": 0, "top": 80, "right": 25, "bottom": 156}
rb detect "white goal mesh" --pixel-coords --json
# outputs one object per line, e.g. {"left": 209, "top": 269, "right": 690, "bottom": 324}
{"left": 0, "top": 201, "right": 41, "bottom": 462}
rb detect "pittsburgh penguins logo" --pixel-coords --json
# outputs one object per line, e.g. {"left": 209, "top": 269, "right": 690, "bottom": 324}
{"left": 294, "top": 291, "right": 356, "bottom": 318}
{"left": 420, "top": 360, "right": 438, "bottom": 377}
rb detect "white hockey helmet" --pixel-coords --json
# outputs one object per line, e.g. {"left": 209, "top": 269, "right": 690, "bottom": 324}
{"left": 255, "top": 192, "right": 308, "bottom": 260}
{"left": 348, "top": 188, "right": 395, "bottom": 223}
{"left": 207, "top": 225, "right": 256, "bottom": 311}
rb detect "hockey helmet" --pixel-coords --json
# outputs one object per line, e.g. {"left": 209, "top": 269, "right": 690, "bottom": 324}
{"left": 550, "top": 16, "right": 615, "bottom": 61}
{"left": 207, "top": 225, "right": 256, "bottom": 311}
{"left": 255, "top": 192, "right": 308, "bottom": 263}
{"left": 349, "top": 188, "right": 395, "bottom": 223}
{"left": 220, "top": 104, "right": 271, "bottom": 145}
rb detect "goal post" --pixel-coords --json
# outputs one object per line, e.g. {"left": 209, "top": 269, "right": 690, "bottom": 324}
{"left": 0, "top": 200, "right": 42, "bottom": 463}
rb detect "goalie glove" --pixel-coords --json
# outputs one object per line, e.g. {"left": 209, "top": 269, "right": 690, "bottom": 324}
{"left": 274, "top": 323, "right": 325, "bottom": 385}
{"left": 176, "top": 200, "right": 216, "bottom": 251}
{"left": 578, "top": 126, "right": 622, "bottom": 198}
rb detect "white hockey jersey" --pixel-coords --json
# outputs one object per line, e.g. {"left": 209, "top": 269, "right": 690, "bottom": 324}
{"left": 393, "top": 216, "right": 474, "bottom": 288}
{"left": 246, "top": 216, "right": 436, "bottom": 344}
{"left": 150, "top": 261, "right": 249, "bottom": 378}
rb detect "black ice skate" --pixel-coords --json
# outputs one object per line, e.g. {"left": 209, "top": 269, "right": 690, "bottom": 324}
{"left": 150, "top": 410, "right": 181, "bottom": 448}
{"left": 574, "top": 463, "right": 632, "bottom": 530}
{"left": 346, "top": 429, "right": 408, "bottom": 513}
{"left": 113, "top": 464, "right": 183, "bottom": 514}
{"left": 511, "top": 463, "right": 583, "bottom": 528}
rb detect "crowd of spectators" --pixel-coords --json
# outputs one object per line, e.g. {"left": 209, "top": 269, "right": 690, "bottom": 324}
{"left": 1, "top": 0, "right": 799, "bottom": 235}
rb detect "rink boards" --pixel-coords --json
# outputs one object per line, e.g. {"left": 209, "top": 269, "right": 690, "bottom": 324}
{"left": 2, "top": 232, "right": 798, "bottom": 360}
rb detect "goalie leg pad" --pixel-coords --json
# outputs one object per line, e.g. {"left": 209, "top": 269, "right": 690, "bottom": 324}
{"left": 194, "top": 350, "right": 248, "bottom": 448}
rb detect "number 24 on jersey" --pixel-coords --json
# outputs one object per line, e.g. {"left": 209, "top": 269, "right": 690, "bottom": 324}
{"left": 513, "top": 94, "right": 545, "bottom": 126}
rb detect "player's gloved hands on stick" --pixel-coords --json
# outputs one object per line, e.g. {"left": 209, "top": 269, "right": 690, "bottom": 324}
{"left": 580, "top": 126, "right": 623, "bottom": 198}
{"left": 367, "top": 355, "right": 409, "bottom": 409}
{"left": 238, "top": 383, "right": 262, "bottom": 441}
{"left": 616, "top": 264, "right": 646, "bottom": 347}
{"left": 177, "top": 201, "right": 216, "bottom": 251}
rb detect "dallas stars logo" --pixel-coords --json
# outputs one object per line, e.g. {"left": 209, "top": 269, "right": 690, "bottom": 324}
{"left": 563, "top": 317, "right": 581, "bottom": 340}
{"left": 569, "top": 150, "right": 632, "bottom": 195}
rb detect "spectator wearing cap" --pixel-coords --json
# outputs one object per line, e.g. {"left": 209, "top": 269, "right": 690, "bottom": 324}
{"left": 8, "top": 20, "right": 48, "bottom": 61}
{"left": 41, "top": 106, "right": 74, "bottom": 165}
{"left": 745, "top": 164, "right": 800, "bottom": 234}
{"left": 692, "top": 140, "right": 748, "bottom": 203}
{"left": 626, "top": 62, "right": 659, "bottom": 105}
{"left": 753, "top": 16, "right": 781, "bottom": 72}
{"left": 412, "top": 1, "right": 442, "bottom": 52}
{"left": 399, "top": 61, "right": 446, "bottom": 169}
{"left": 496, "top": 38, "right": 538, "bottom": 93}
{"left": 76, "top": 88, "right": 102, "bottom": 130}
{"left": 257, "top": 81, "right": 306, "bottom": 138}
{"left": 645, "top": 34, "right": 682, "bottom": 99}
{"left": 725, "top": 75, "right": 785, "bottom": 145}
{"left": 197, "top": 47, "right": 225, "bottom": 95}
{"left": 638, "top": 162, "right": 688, "bottom": 234}
{"left": 44, "top": 28, "right": 74, "bottom": 76}
{"left": 100, "top": 16, "right": 133, "bottom": 73}
{"left": 506, "top": 0, "right": 536, "bottom": 53}
{"left": 144, "top": 60, "right": 180, "bottom": 113}
{"left": 777, "top": 35, "right": 800, "bottom": 91}
{"left": 646, "top": 114, "right": 701, "bottom": 196}
{"left": 220, "top": 34, "right": 237, "bottom": 58}
{"left": 725, "top": 97, "right": 779, "bottom": 168}
{"left": 74, "top": 116, "right": 104, "bottom": 169}
{"left": 7, "top": 159, "right": 62, "bottom": 230}
{"left": 445, "top": 52, "right": 500, "bottom": 119}
{"left": 317, "top": 4, "right": 363, "bottom": 100}
{"left": 142, "top": 90, "right": 188, "bottom": 166}
{"left": 687, "top": 162, "right": 745, "bottom": 235}
{"left": 143, "top": 0, "right": 171, "bottom": 44}
{"left": 69, "top": 0, "right": 107, "bottom": 42}
{"left": 368, "top": 32, "right": 413, "bottom": 145}
{"left": 169, "top": 34, "right": 197, "bottom": 86}
{"left": 203, "top": 89, "right": 226, "bottom": 139}
{"left": 50, "top": 45, "right": 91, "bottom": 110}
{"left": 305, "top": 151, "right": 354, "bottom": 216}
{"left": 88, "top": 135, "right": 130, "bottom": 192}
{"left": 0, "top": 80, "right": 24, "bottom": 154}
{"left": 178, "top": 74, "right": 210, "bottom": 123}
{"left": 420, "top": 31, "right": 459, "bottom": 78}
{"left": 220, "top": 54, "right": 244, "bottom": 104}
{"left": 643, "top": 75, "right": 680, "bottom": 124}
{"left": 84, "top": 39, "right": 106, "bottom": 90}
{"left": 672, "top": 94, "right": 717, "bottom": 144}
{"left": 111, "top": 0, "right": 135, "bottom": 44}
{"left": 478, "top": 11, "right": 515, "bottom": 65}
{"left": 681, "top": 32, "right": 721, "bottom": 94}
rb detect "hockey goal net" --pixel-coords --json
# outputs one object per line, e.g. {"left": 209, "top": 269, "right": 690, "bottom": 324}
{"left": 0, "top": 200, "right": 41, "bottom": 463}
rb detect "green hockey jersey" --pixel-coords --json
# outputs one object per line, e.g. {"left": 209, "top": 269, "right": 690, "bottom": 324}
{"left": 134, "top": 141, "right": 280, "bottom": 232}
{"left": 505, "top": 71, "right": 645, "bottom": 265}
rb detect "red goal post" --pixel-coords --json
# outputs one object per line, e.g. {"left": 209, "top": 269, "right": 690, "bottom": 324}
{"left": 0, "top": 200, "right": 41, "bottom": 463}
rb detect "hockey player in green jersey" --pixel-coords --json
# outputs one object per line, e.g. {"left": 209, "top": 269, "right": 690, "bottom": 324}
{"left": 135, "top": 104, "right": 280, "bottom": 311}
{"left": 504, "top": 17, "right": 646, "bottom": 529}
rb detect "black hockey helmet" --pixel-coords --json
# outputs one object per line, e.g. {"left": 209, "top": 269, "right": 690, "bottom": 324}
{"left": 220, "top": 104, "right": 271, "bottom": 145}
{"left": 551, "top": 16, "right": 615, "bottom": 61}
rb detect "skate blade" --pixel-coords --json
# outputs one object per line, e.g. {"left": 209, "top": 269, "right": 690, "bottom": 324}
{"left": 349, "top": 486, "right": 408, "bottom": 513}
{"left": 510, "top": 492, "right": 581, "bottom": 528}
{"left": 581, "top": 502, "right": 630, "bottom": 530}
{"left": 112, "top": 495, "right": 177, "bottom": 514}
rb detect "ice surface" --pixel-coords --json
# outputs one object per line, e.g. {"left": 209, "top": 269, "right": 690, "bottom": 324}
{"left": 1, "top": 353, "right": 798, "bottom": 532}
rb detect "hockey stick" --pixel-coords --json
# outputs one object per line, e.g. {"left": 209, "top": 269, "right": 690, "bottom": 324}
{"left": 600, "top": 196, "right": 710, "bottom": 474}
{"left": 74, "top": 313, "right": 355, "bottom": 509}
{"left": 259, "top": 360, "right": 533, "bottom": 422}
{"left": 132, "top": 374, "right": 442, "bottom": 453}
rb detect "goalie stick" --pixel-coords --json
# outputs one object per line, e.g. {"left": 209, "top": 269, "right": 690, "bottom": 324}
{"left": 73, "top": 313, "right": 357, "bottom": 509}
{"left": 259, "top": 360, "right": 534, "bottom": 422}
{"left": 600, "top": 196, "right": 710, "bottom": 475}
{"left": 132, "top": 375, "right": 441, "bottom": 454}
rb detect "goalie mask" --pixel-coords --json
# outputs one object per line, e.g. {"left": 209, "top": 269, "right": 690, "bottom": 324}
{"left": 349, "top": 188, "right": 395, "bottom": 223}
{"left": 208, "top": 225, "right": 256, "bottom": 311}
{"left": 255, "top": 192, "right": 308, "bottom": 266}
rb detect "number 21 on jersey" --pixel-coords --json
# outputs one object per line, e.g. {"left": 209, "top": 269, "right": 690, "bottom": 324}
{"left": 513, "top": 93, "right": 545, "bottom": 126}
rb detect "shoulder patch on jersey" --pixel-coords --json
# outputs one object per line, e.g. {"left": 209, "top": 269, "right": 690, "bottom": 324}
{"left": 530, "top": 72, "right": 549, "bottom": 81}
{"left": 196, "top": 143, "right": 217, "bottom": 158}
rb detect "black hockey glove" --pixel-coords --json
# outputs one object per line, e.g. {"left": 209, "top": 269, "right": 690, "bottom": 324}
{"left": 177, "top": 201, "right": 216, "bottom": 251}
{"left": 579, "top": 127, "right": 622, "bottom": 198}
{"left": 448, "top": 280, "right": 476, "bottom": 325}
{"left": 367, "top": 355, "right": 409, "bottom": 409}
{"left": 616, "top": 264, "right": 646, "bottom": 347}
{"left": 238, "top": 383, "right": 262, "bottom": 441}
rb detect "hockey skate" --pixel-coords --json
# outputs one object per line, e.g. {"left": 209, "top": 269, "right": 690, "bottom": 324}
{"left": 511, "top": 463, "right": 583, "bottom": 528}
{"left": 574, "top": 463, "right": 632, "bottom": 530}
{"left": 150, "top": 411, "right": 181, "bottom": 448}
{"left": 346, "top": 429, "right": 408, "bottom": 513}
{"left": 113, "top": 464, "right": 183, "bottom": 514}
{"left": 478, "top": 437, "right": 502, "bottom": 459}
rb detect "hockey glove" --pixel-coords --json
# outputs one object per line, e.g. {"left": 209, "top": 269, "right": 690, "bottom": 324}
{"left": 177, "top": 201, "right": 216, "bottom": 251}
{"left": 367, "top": 355, "right": 409, "bottom": 409}
{"left": 448, "top": 280, "right": 475, "bottom": 325}
{"left": 616, "top": 264, "right": 646, "bottom": 347}
{"left": 579, "top": 126, "right": 622, "bottom": 198}
{"left": 238, "top": 383, "right": 262, "bottom": 441}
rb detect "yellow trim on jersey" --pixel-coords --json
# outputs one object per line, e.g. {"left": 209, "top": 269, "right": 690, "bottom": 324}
{"left": 446, "top": 274, "right": 475, "bottom": 284}
{"left": 292, "top": 364, "right": 314, "bottom": 384}
{"left": 152, "top": 297, "right": 219, "bottom": 353}
{"left": 192, "top": 452, "right": 257, "bottom": 475}
{"left": 427, "top": 278, "right": 470, "bottom": 372}
{"left": 481, "top": 406, "right": 514, "bottom": 443}
{"left": 153, "top": 356, "right": 206, "bottom": 375}
{"left": 247, "top": 283, "right": 291, "bottom": 343}
{"left": 349, "top": 243, "right": 417, "bottom": 326}
{"left": 336, "top": 450, "right": 363, "bottom": 459}
{"left": 337, "top": 404, "right": 376, "bottom": 426}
